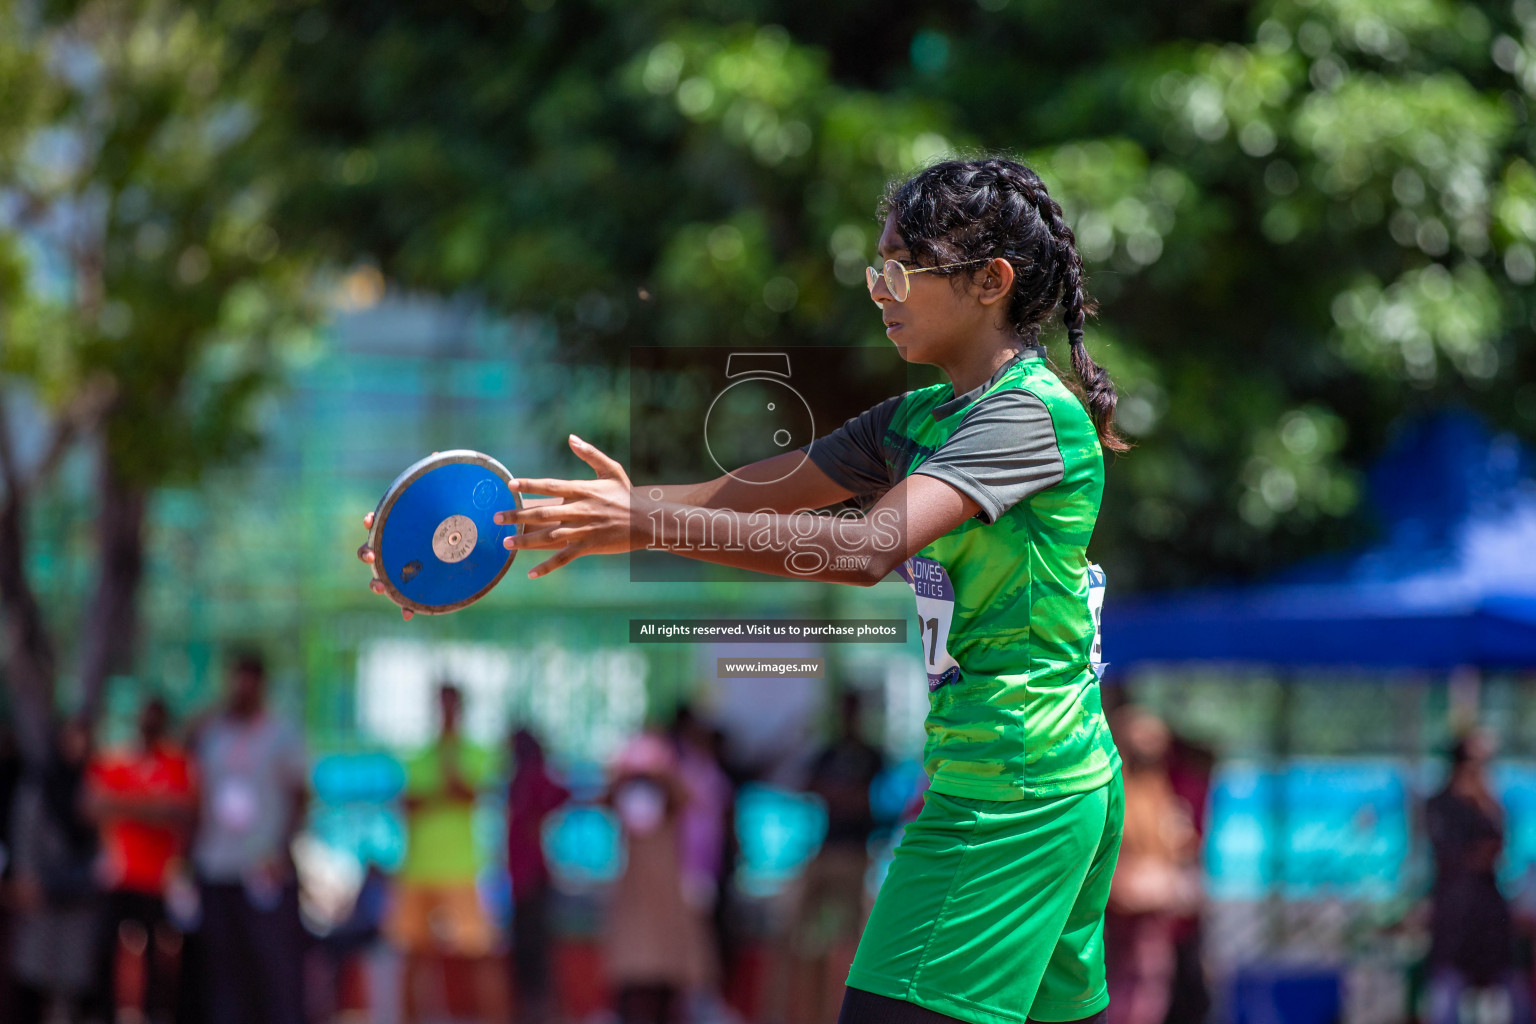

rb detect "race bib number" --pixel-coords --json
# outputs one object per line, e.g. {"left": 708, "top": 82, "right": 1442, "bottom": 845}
{"left": 1087, "top": 563, "right": 1107, "bottom": 679}
{"left": 896, "top": 556, "right": 961, "bottom": 692}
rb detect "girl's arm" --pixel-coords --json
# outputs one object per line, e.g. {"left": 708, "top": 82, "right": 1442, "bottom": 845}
{"left": 525, "top": 448, "right": 855, "bottom": 516}
{"left": 358, "top": 435, "right": 949, "bottom": 610}
{"left": 640, "top": 450, "right": 857, "bottom": 514}
{"left": 503, "top": 436, "right": 980, "bottom": 584}
{"left": 634, "top": 474, "right": 975, "bottom": 584}
{"left": 367, "top": 451, "right": 853, "bottom": 549}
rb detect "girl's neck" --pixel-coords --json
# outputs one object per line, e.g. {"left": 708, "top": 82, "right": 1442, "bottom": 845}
{"left": 940, "top": 335, "right": 1029, "bottom": 396}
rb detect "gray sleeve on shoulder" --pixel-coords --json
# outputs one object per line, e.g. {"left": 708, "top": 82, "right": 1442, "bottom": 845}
{"left": 912, "top": 390, "right": 1064, "bottom": 524}
{"left": 801, "top": 394, "right": 903, "bottom": 495}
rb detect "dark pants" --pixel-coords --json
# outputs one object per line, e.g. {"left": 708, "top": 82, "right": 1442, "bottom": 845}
{"left": 91, "top": 890, "right": 178, "bottom": 1021}
{"left": 512, "top": 886, "right": 553, "bottom": 1018}
{"left": 198, "top": 880, "right": 305, "bottom": 1024}
{"left": 8, "top": 985, "right": 47, "bottom": 1024}
{"left": 616, "top": 983, "right": 676, "bottom": 1024}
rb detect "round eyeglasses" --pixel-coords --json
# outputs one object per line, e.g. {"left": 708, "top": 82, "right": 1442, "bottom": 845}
{"left": 865, "top": 257, "right": 992, "bottom": 302}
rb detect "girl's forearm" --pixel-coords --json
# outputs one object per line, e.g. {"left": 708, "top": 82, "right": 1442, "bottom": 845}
{"left": 643, "top": 481, "right": 731, "bottom": 507}
{"left": 636, "top": 498, "right": 905, "bottom": 585}
{"left": 639, "top": 452, "right": 850, "bottom": 514}
{"left": 640, "top": 479, "right": 821, "bottom": 515}
{"left": 527, "top": 482, "right": 750, "bottom": 510}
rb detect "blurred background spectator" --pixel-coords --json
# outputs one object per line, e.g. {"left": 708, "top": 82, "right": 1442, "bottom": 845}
{"left": 306, "top": 860, "right": 392, "bottom": 1024}
{"left": 8, "top": 718, "right": 100, "bottom": 1024}
{"left": 672, "top": 706, "right": 737, "bottom": 1023}
{"left": 605, "top": 731, "right": 710, "bottom": 1024}
{"left": 0, "top": 726, "right": 24, "bottom": 1022}
{"left": 1106, "top": 706, "right": 1202, "bottom": 1024}
{"left": 782, "top": 691, "right": 885, "bottom": 1024}
{"left": 1161, "top": 730, "right": 1215, "bottom": 1024}
{"left": 506, "top": 727, "right": 569, "bottom": 1024}
{"left": 389, "top": 681, "right": 503, "bottom": 1021}
{"left": 191, "top": 653, "right": 308, "bottom": 1024}
{"left": 1425, "top": 731, "right": 1528, "bottom": 1024}
{"left": 84, "top": 695, "right": 194, "bottom": 1024}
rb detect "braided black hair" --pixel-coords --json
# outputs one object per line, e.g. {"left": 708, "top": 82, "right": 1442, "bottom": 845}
{"left": 880, "top": 157, "right": 1129, "bottom": 454}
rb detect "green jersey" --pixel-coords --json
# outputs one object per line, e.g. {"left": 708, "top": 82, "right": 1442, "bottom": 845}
{"left": 399, "top": 737, "right": 496, "bottom": 884}
{"left": 807, "top": 348, "right": 1118, "bottom": 800}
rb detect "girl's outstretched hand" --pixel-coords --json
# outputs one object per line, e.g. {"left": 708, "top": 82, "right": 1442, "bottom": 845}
{"left": 494, "top": 435, "right": 640, "bottom": 579}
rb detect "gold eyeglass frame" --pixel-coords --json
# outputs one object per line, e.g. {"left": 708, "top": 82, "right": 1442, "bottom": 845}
{"left": 865, "top": 257, "right": 992, "bottom": 302}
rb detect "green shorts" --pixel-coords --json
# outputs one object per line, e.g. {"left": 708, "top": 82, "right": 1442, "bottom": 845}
{"left": 847, "top": 772, "right": 1124, "bottom": 1024}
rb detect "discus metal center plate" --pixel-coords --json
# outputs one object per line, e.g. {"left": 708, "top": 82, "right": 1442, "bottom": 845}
{"left": 432, "top": 514, "right": 477, "bottom": 563}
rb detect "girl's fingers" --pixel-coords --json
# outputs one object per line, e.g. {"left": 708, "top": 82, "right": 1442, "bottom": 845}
{"left": 504, "top": 526, "right": 567, "bottom": 549}
{"left": 528, "top": 545, "right": 583, "bottom": 578}
{"left": 569, "top": 436, "right": 632, "bottom": 487}
{"left": 369, "top": 580, "right": 385, "bottom": 595}
{"left": 509, "top": 478, "right": 589, "bottom": 500}
{"left": 363, "top": 512, "right": 374, "bottom": 530}
{"left": 495, "top": 504, "right": 592, "bottom": 526}
{"left": 495, "top": 507, "right": 542, "bottom": 525}
{"left": 401, "top": 608, "right": 413, "bottom": 621}
{"left": 358, "top": 545, "right": 376, "bottom": 564}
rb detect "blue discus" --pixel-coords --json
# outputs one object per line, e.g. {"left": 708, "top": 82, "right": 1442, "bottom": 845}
{"left": 366, "top": 450, "right": 521, "bottom": 615}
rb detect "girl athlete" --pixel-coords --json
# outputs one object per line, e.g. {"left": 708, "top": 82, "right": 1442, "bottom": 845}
{"left": 360, "top": 156, "right": 1126, "bottom": 1024}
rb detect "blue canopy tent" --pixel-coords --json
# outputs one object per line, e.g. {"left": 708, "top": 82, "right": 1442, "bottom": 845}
{"left": 1105, "top": 412, "right": 1536, "bottom": 671}
{"left": 1101, "top": 414, "right": 1536, "bottom": 1015}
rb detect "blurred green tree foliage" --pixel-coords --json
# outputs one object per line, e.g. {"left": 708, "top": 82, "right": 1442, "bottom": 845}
{"left": 250, "top": 0, "right": 1536, "bottom": 591}
{"left": 9, "top": 0, "right": 1536, "bottom": 740}
{"left": 0, "top": 0, "right": 316, "bottom": 750}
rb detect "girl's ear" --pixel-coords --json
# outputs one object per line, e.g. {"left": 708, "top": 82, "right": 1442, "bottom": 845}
{"left": 976, "top": 256, "right": 1014, "bottom": 306}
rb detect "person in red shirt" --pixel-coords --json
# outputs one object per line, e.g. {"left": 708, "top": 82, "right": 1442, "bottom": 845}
{"left": 86, "top": 696, "right": 196, "bottom": 1021}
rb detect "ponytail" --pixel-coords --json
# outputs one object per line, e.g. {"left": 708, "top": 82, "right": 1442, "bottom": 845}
{"left": 1060, "top": 254, "right": 1130, "bottom": 455}
{"left": 1031, "top": 180, "right": 1130, "bottom": 455}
